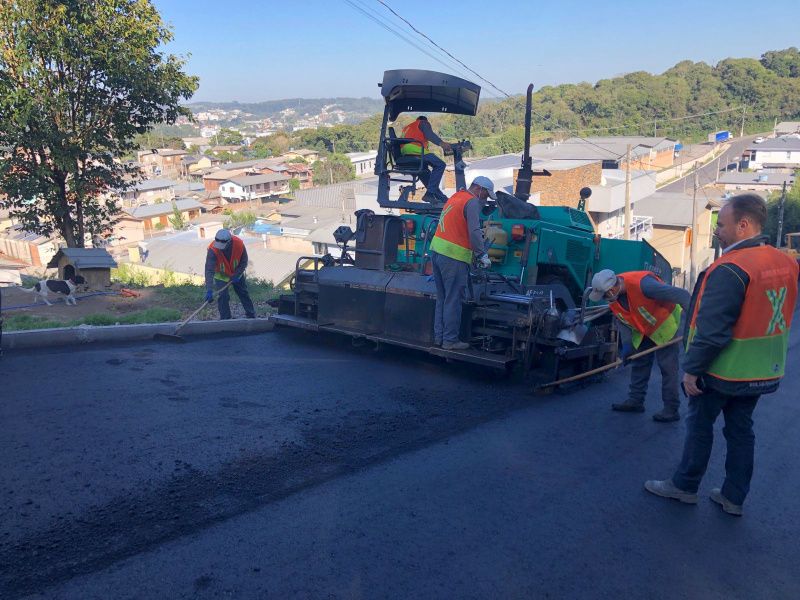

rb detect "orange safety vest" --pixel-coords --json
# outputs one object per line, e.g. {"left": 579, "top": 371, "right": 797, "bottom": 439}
{"left": 429, "top": 190, "right": 475, "bottom": 264}
{"left": 687, "top": 245, "right": 798, "bottom": 381}
{"left": 208, "top": 236, "right": 245, "bottom": 281}
{"left": 401, "top": 119, "right": 429, "bottom": 155}
{"left": 610, "top": 271, "right": 682, "bottom": 348}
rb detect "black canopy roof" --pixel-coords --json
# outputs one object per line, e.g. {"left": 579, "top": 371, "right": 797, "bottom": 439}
{"left": 380, "top": 69, "right": 481, "bottom": 121}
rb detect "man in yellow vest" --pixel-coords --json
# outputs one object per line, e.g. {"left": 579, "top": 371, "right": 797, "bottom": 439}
{"left": 204, "top": 228, "right": 256, "bottom": 320}
{"left": 589, "top": 268, "right": 689, "bottom": 421}
{"left": 401, "top": 115, "right": 454, "bottom": 204}
{"left": 645, "top": 194, "right": 798, "bottom": 515}
{"left": 429, "top": 176, "right": 495, "bottom": 350}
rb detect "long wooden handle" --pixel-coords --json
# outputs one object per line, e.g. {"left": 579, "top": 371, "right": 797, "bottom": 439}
{"left": 536, "top": 336, "right": 684, "bottom": 389}
{"left": 174, "top": 280, "right": 235, "bottom": 334}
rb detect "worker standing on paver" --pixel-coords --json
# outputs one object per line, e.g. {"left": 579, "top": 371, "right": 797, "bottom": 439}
{"left": 205, "top": 229, "right": 256, "bottom": 320}
{"left": 401, "top": 115, "right": 454, "bottom": 204}
{"left": 429, "top": 176, "right": 495, "bottom": 350}
{"left": 645, "top": 194, "right": 798, "bottom": 515}
{"left": 588, "top": 268, "right": 690, "bottom": 422}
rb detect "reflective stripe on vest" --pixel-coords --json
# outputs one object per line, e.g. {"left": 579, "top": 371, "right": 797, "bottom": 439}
{"left": 430, "top": 190, "right": 475, "bottom": 264}
{"left": 687, "top": 245, "right": 798, "bottom": 381}
{"left": 208, "top": 236, "right": 245, "bottom": 281}
{"left": 609, "top": 271, "right": 681, "bottom": 348}
{"left": 401, "top": 119, "right": 429, "bottom": 156}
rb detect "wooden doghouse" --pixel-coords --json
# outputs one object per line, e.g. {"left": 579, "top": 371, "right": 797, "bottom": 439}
{"left": 47, "top": 248, "right": 118, "bottom": 289}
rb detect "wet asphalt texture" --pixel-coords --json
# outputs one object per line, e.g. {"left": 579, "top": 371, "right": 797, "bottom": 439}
{"left": 1, "top": 319, "right": 799, "bottom": 599}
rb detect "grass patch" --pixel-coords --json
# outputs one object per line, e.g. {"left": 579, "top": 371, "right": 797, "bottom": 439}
{"left": 151, "top": 278, "right": 279, "bottom": 312}
{"left": 3, "top": 308, "right": 182, "bottom": 331}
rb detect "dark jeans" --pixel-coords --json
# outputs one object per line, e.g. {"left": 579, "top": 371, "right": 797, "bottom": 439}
{"left": 672, "top": 389, "right": 760, "bottom": 505}
{"left": 215, "top": 277, "right": 255, "bottom": 320}
{"left": 628, "top": 336, "right": 680, "bottom": 410}
{"left": 431, "top": 251, "right": 470, "bottom": 344}
{"left": 418, "top": 153, "right": 446, "bottom": 198}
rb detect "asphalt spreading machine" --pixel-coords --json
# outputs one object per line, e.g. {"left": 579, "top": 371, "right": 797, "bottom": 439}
{"left": 272, "top": 70, "right": 673, "bottom": 386}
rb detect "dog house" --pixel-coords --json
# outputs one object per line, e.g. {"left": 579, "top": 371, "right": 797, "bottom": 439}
{"left": 46, "top": 248, "right": 118, "bottom": 289}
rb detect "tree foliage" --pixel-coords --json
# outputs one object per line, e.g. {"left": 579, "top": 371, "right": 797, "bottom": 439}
{"left": 168, "top": 201, "right": 188, "bottom": 231}
{"left": 215, "top": 128, "right": 243, "bottom": 145}
{"left": 0, "top": 0, "right": 198, "bottom": 247}
{"left": 765, "top": 180, "right": 800, "bottom": 245}
{"left": 311, "top": 154, "right": 355, "bottom": 185}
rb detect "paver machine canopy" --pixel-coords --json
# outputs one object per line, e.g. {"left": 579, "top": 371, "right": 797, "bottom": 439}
{"left": 375, "top": 69, "right": 481, "bottom": 210}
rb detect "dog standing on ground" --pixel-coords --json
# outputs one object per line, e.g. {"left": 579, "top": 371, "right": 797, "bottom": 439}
{"left": 22, "top": 276, "right": 86, "bottom": 306}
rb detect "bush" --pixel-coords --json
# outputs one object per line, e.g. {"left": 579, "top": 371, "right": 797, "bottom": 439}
{"left": 112, "top": 263, "right": 152, "bottom": 287}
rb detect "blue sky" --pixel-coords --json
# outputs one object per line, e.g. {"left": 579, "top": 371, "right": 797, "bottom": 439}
{"left": 153, "top": 0, "right": 800, "bottom": 103}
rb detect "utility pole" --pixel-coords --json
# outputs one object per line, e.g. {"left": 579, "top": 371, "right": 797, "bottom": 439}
{"left": 715, "top": 155, "right": 721, "bottom": 183}
{"left": 690, "top": 166, "right": 699, "bottom": 288}
{"left": 740, "top": 106, "right": 746, "bottom": 138}
{"left": 624, "top": 144, "right": 632, "bottom": 240}
{"left": 776, "top": 181, "right": 788, "bottom": 248}
{"left": 654, "top": 118, "right": 657, "bottom": 137}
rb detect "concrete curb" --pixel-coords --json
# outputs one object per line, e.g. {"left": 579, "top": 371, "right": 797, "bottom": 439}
{"left": 2, "top": 318, "right": 276, "bottom": 350}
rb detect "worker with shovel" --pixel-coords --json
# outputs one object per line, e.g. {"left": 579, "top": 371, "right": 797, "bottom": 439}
{"left": 588, "top": 269, "right": 690, "bottom": 422}
{"left": 205, "top": 229, "right": 256, "bottom": 320}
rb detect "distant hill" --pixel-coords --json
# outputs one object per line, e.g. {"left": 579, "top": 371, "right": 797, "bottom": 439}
{"left": 185, "top": 97, "right": 384, "bottom": 122}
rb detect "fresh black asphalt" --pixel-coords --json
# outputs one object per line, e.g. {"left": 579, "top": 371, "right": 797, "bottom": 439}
{"left": 1, "top": 316, "right": 799, "bottom": 599}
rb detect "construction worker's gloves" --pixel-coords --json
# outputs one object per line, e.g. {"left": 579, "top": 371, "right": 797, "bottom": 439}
{"left": 620, "top": 342, "right": 634, "bottom": 365}
{"left": 204, "top": 289, "right": 214, "bottom": 303}
{"left": 478, "top": 254, "right": 492, "bottom": 269}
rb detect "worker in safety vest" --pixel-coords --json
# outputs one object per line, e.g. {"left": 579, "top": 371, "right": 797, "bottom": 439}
{"left": 204, "top": 229, "right": 256, "bottom": 320}
{"left": 645, "top": 194, "right": 798, "bottom": 515}
{"left": 589, "top": 268, "right": 690, "bottom": 422}
{"left": 401, "top": 115, "right": 453, "bottom": 204}
{"left": 429, "top": 176, "right": 495, "bottom": 350}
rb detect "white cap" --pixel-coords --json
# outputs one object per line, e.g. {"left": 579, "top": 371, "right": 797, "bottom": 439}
{"left": 213, "top": 228, "right": 232, "bottom": 249}
{"left": 589, "top": 269, "right": 618, "bottom": 302}
{"left": 471, "top": 176, "right": 497, "bottom": 200}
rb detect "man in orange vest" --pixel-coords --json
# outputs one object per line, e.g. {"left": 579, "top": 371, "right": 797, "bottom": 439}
{"left": 645, "top": 194, "right": 798, "bottom": 515}
{"left": 401, "top": 115, "right": 454, "bottom": 204}
{"left": 429, "top": 176, "right": 495, "bottom": 350}
{"left": 204, "top": 228, "right": 256, "bottom": 320}
{"left": 589, "top": 268, "right": 690, "bottom": 421}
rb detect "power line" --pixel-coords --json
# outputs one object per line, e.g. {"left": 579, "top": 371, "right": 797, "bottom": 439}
{"left": 373, "top": 0, "right": 513, "bottom": 99}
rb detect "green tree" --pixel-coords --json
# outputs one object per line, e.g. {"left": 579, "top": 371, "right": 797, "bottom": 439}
{"left": 765, "top": 182, "right": 800, "bottom": 245}
{"left": 311, "top": 154, "right": 355, "bottom": 185}
{"left": 224, "top": 211, "right": 257, "bottom": 230}
{"left": 0, "top": 0, "right": 198, "bottom": 247}
{"left": 216, "top": 128, "right": 243, "bottom": 145}
{"left": 288, "top": 178, "right": 301, "bottom": 196}
{"left": 168, "top": 201, "right": 187, "bottom": 231}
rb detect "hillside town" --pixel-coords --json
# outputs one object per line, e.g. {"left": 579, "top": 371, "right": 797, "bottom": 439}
{"left": 3, "top": 122, "right": 798, "bottom": 292}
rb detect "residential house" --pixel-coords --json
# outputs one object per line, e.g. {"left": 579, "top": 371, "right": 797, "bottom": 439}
{"left": 219, "top": 174, "right": 291, "bottom": 203}
{"left": 281, "top": 149, "right": 320, "bottom": 163}
{"left": 745, "top": 136, "right": 800, "bottom": 170}
{"left": 181, "top": 155, "right": 220, "bottom": 177}
{"left": 0, "top": 226, "right": 58, "bottom": 267}
{"left": 346, "top": 151, "right": 378, "bottom": 178}
{"left": 717, "top": 171, "right": 795, "bottom": 193}
{"left": 122, "top": 178, "right": 178, "bottom": 206}
{"left": 774, "top": 121, "right": 800, "bottom": 137}
{"left": 634, "top": 191, "right": 717, "bottom": 286}
{"left": 123, "top": 198, "right": 205, "bottom": 234}
{"left": 530, "top": 137, "right": 678, "bottom": 170}
{"left": 208, "top": 145, "right": 243, "bottom": 156}
{"left": 136, "top": 148, "right": 188, "bottom": 177}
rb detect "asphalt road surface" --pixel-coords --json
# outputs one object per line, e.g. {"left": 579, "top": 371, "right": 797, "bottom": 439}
{"left": 2, "top": 315, "right": 799, "bottom": 599}
{"left": 660, "top": 135, "right": 758, "bottom": 194}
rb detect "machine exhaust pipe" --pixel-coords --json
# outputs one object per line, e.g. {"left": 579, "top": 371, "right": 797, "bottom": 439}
{"left": 514, "top": 83, "right": 534, "bottom": 200}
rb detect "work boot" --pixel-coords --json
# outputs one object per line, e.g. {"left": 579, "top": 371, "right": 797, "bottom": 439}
{"left": 611, "top": 400, "right": 645, "bottom": 413}
{"left": 710, "top": 488, "right": 743, "bottom": 516}
{"left": 652, "top": 408, "right": 680, "bottom": 422}
{"left": 442, "top": 341, "right": 470, "bottom": 351}
{"left": 644, "top": 479, "right": 698, "bottom": 504}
